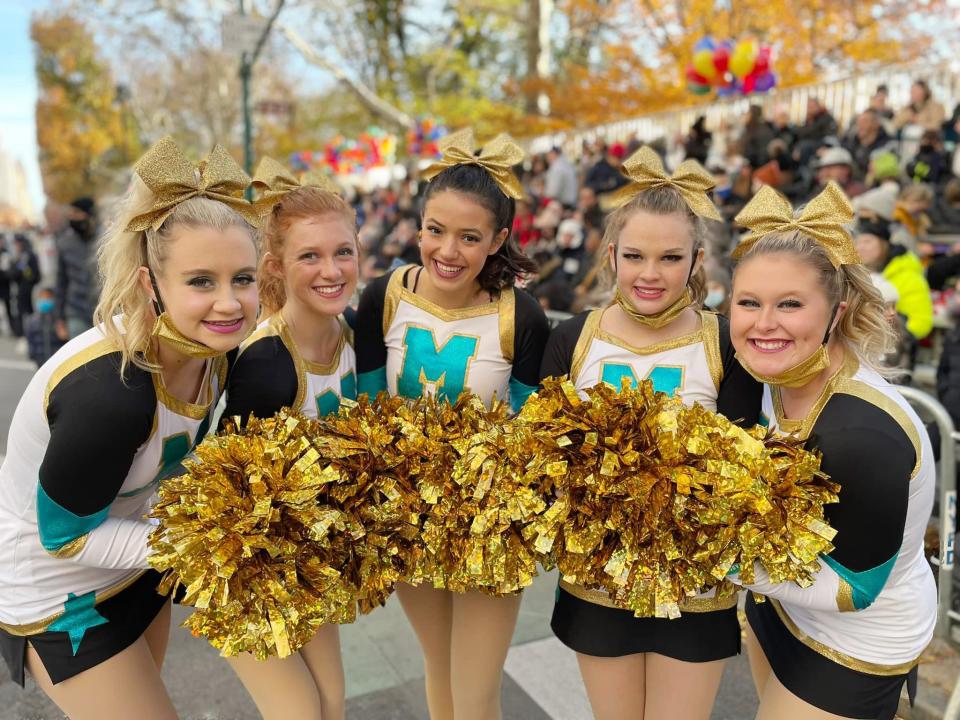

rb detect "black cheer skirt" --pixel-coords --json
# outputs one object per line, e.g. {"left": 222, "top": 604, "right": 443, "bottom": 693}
{"left": 746, "top": 592, "right": 917, "bottom": 719}
{"left": 551, "top": 583, "right": 741, "bottom": 662}
{"left": 0, "top": 570, "right": 170, "bottom": 686}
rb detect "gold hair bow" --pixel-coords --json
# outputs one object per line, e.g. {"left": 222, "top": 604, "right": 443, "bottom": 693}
{"left": 251, "top": 156, "right": 342, "bottom": 215}
{"left": 610, "top": 146, "right": 722, "bottom": 221}
{"left": 422, "top": 128, "right": 525, "bottom": 200}
{"left": 732, "top": 181, "right": 858, "bottom": 268}
{"left": 126, "top": 136, "right": 259, "bottom": 232}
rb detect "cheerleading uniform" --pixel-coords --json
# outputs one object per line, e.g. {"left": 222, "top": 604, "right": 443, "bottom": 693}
{"left": 221, "top": 313, "right": 356, "bottom": 426}
{"left": 0, "top": 324, "right": 230, "bottom": 685}
{"left": 540, "top": 308, "right": 762, "bottom": 662}
{"left": 736, "top": 352, "right": 935, "bottom": 719}
{"left": 354, "top": 264, "right": 549, "bottom": 412}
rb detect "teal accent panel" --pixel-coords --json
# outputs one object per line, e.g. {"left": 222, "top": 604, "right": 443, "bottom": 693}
{"left": 48, "top": 591, "right": 109, "bottom": 655}
{"left": 600, "top": 363, "right": 639, "bottom": 391}
{"left": 340, "top": 371, "right": 357, "bottom": 401}
{"left": 508, "top": 377, "right": 537, "bottom": 413}
{"left": 646, "top": 366, "right": 683, "bottom": 397}
{"left": 36, "top": 483, "right": 109, "bottom": 553}
{"left": 315, "top": 389, "right": 341, "bottom": 417}
{"left": 397, "top": 326, "right": 478, "bottom": 402}
{"left": 758, "top": 412, "right": 770, "bottom": 428}
{"left": 822, "top": 553, "right": 898, "bottom": 610}
{"left": 357, "top": 368, "right": 387, "bottom": 398}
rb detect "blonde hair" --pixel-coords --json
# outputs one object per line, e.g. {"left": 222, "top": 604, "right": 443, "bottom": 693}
{"left": 898, "top": 183, "right": 934, "bottom": 203}
{"left": 94, "top": 175, "right": 258, "bottom": 375}
{"left": 602, "top": 185, "right": 709, "bottom": 305}
{"left": 733, "top": 230, "right": 897, "bottom": 373}
{"left": 258, "top": 187, "right": 357, "bottom": 315}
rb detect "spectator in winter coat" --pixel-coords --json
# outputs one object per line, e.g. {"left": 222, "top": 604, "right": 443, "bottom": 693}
{"left": 55, "top": 196, "right": 100, "bottom": 340}
{"left": 795, "top": 98, "right": 839, "bottom": 151}
{"left": 844, "top": 109, "right": 892, "bottom": 179}
{"left": 740, "top": 105, "right": 775, "bottom": 169}
{"left": 894, "top": 80, "right": 946, "bottom": 133}
{"left": 9, "top": 234, "right": 39, "bottom": 337}
{"left": 892, "top": 183, "right": 934, "bottom": 253}
{"left": 24, "top": 287, "right": 64, "bottom": 367}
{"left": 810, "top": 147, "right": 865, "bottom": 200}
{"left": 584, "top": 143, "right": 628, "bottom": 196}
{"left": 855, "top": 216, "right": 933, "bottom": 340}
{"left": 684, "top": 116, "right": 712, "bottom": 165}
{"left": 907, "top": 130, "right": 950, "bottom": 186}
{"left": 930, "top": 178, "right": 960, "bottom": 235}
{"left": 544, "top": 146, "right": 579, "bottom": 208}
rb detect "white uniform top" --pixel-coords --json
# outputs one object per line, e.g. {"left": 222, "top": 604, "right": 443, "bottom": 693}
{"left": 742, "top": 354, "right": 937, "bottom": 671}
{"left": 0, "top": 324, "right": 226, "bottom": 629}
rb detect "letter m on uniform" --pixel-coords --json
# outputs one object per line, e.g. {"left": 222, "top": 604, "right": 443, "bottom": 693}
{"left": 397, "top": 325, "right": 478, "bottom": 402}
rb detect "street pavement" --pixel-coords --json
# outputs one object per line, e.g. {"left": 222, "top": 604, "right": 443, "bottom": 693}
{"left": 0, "top": 335, "right": 759, "bottom": 719}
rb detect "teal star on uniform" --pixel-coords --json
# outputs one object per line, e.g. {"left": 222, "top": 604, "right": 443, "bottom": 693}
{"left": 48, "top": 591, "right": 108, "bottom": 655}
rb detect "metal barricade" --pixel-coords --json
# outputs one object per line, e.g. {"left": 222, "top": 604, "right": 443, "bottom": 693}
{"left": 896, "top": 385, "right": 957, "bottom": 642}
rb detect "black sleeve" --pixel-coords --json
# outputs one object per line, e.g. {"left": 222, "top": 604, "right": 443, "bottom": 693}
{"left": 354, "top": 270, "right": 394, "bottom": 396}
{"left": 715, "top": 314, "right": 762, "bottom": 427}
{"left": 811, "top": 395, "right": 914, "bottom": 572}
{"left": 512, "top": 289, "right": 550, "bottom": 388}
{"left": 220, "top": 337, "right": 298, "bottom": 430}
{"left": 40, "top": 354, "right": 157, "bottom": 517}
{"left": 926, "top": 253, "right": 960, "bottom": 291}
{"left": 539, "top": 312, "right": 590, "bottom": 382}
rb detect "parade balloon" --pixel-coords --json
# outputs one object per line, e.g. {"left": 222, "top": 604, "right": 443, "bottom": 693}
{"left": 754, "top": 71, "right": 776, "bottom": 93}
{"left": 742, "top": 73, "right": 757, "bottom": 94}
{"left": 687, "top": 82, "right": 711, "bottom": 96}
{"left": 686, "top": 66, "right": 710, "bottom": 85}
{"left": 754, "top": 47, "right": 771, "bottom": 75}
{"left": 693, "top": 36, "right": 716, "bottom": 53}
{"left": 730, "top": 40, "right": 757, "bottom": 78}
{"left": 713, "top": 44, "right": 731, "bottom": 74}
{"left": 693, "top": 49, "right": 717, "bottom": 80}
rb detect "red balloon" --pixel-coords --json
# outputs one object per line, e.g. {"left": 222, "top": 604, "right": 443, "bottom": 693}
{"left": 713, "top": 46, "right": 730, "bottom": 74}
{"left": 754, "top": 47, "right": 771, "bottom": 75}
{"left": 742, "top": 73, "right": 757, "bottom": 94}
{"left": 686, "top": 66, "right": 710, "bottom": 85}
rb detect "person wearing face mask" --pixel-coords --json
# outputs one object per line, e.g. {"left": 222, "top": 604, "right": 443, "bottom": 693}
{"left": 54, "top": 197, "right": 101, "bottom": 341}
{"left": 728, "top": 182, "right": 936, "bottom": 720}
{"left": 218, "top": 158, "right": 358, "bottom": 720}
{"left": 24, "top": 287, "right": 65, "bottom": 367}
{"left": 704, "top": 266, "right": 731, "bottom": 316}
{"left": 539, "top": 147, "right": 761, "bottom": 720}
{"left": 355, "top": 128, "right": 549, "bottom": 720}
{"left": 0, "top": 136, "right": 261, "bottom": 720}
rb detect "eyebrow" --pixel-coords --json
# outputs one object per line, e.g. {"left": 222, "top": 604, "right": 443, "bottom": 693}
{"left": 424, "top": 217, "right": 482, "bottom": 233}
{"left": 181, "top": 267, "right": 257, "bottom": 275}
{"left": 620, "top": 246, "right": 687, "bottom": 253}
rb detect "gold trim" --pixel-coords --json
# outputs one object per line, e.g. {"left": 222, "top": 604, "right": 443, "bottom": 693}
{"left": 595, "top": 325, "right": 704, "bottom": 357}
{"left": 768, "top": 599, "right": 920, "bottom": 675}
{"left": 152, "top": 363, "right": 214, "bottom": 420}
{"left": 771, "top": 352, "right": 921, "bottom": 477}
{"left": 701, "top": 311, "right": 723, "bottom": 392}
{"left": 239, "top": 315, "right": 282, "bottom": 354}
{"left": 47, "top": 534, "right": 88, "bottom": 559}
{"left": 339, "top": 315, "right": 354, "bottom": 349}
{"left": 836, "top": 579, "right": 856, "bottom": 612}
{"left": 0, "top": 570, "right": 148, "bottom": 636}
{"left": 382, "top": 265, "right": 410, "bottom": 336}
{"left": 43, "top": 338, "right": 120, "bottom": 419}
{"left": 499, "top": 287, "right": 516, "bottom": 363}
{"left": 399, "top": 284, "right": 500, "bottom": 322}
{"left": 559, "top": 580, "right": 736, "bottom": 613}
{"left": 570, "top": 310, "right": 603, "bottom": 384}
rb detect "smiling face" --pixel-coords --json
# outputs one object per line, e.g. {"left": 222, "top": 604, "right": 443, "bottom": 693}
{"left": 419, "top": 189, "right": 507, "bottom": 298}
{"left": 143, "top": 224, "right": 259, "bottom": 353}
{"left": 607, "top": 209, "right": 701, "bottom": 315}
{"left": 730, "top": 252, "right": 837, "bottom": 378}
{"left": 268, "top": 213, "right": 358, "bottom": 318}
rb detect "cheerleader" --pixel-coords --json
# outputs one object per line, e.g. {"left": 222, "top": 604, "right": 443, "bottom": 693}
{"left": 539, "top": 147, "right": 762, "bottom": 720}
{"left": 727, "top": 182, "right": 936, "bottom": 719}
{"left": 0, "top": 136, "right": 260, "bottom": 719}
{"left": 354, "top": 129, "right": 549, "bottom": 720}
{"left": 218, "top": 158, "right": 357, "bottom": 720}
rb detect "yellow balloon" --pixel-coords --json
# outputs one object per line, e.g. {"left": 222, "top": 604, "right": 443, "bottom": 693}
{"left": 693, "top": 49, "right": 717, "bottom": 80}
{"left": 729, "top": 46, "right": 756, "bottom": 79}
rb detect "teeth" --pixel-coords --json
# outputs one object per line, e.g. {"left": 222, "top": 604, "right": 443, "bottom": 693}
{"left": 754, "top": 340, "right": 788, "bottom": 350}
{"left": 436, "top": 262, "right": 463, "bottom": 274}
{"left": 634, "top": 288, "right": 661, "bottom": 296}
{"left": 314, "top": 285, "right": 344, "bottom": 296}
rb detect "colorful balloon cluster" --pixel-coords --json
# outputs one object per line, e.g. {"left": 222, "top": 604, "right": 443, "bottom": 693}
{"left": 290, "top": 127, "right": 397, "bottom": 176}
{"left": 686, "top": 37, "right": 776, "bottom": 98}
{"left": 407, "top": 116, "right": 448, "bottom": 158}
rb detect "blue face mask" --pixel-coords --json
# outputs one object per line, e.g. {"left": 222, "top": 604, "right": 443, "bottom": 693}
{"left": 704, "top": 289, "right": 726, "bottom": 309}
{"left": 37, "top": 298, "right": 55, "bottom": 314}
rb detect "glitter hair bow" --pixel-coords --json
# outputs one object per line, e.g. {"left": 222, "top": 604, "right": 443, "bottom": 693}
{"left": 732, "top": 181, "right": 858, "bottom": 268}
{"left": 251, "top": 156, "right": 342, "bottom": 215}
{"left": 126, "top": 135, "right": 260, "bottom": 232}
{"left": 422, "top": 128, "right": 525, "bottom": 200}
{"left": 609, "top": 146, "right": 722, "bottom": 221}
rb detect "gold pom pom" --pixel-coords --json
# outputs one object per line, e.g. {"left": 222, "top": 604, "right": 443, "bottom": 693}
{"left": 522, "top": 377, "right": 838, "bottom": 618}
